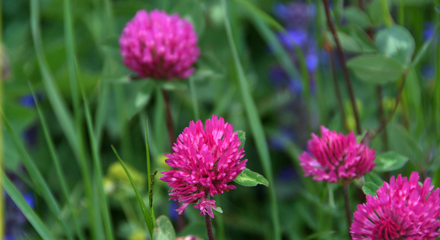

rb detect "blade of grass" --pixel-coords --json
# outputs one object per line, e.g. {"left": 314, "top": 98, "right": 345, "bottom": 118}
{"left": 3, "top": 173, "right": 56, "bottom": 240}
{"left": 144, "top": 118, "right": 156, "bottom": 226}
{"left": 2, "top": 116, "right": 74, "bottom": 240}
{"left": 189, "top": 76, "right": 200, "bottom": 120}
{"left": 29, "top": 82, "right": 85, "bottom": 240}
{"left": 30, "top": 0, "right": 78, "bottom": 154}
{"left": 0, "top": 7, "right": 3, "bottom": 237}
{"left": 221, "top": 0, "right": 280, "bottom": 239}
{"left": 63, "top": 0, "right": 81, "bottom": 137}
{"left": 95, "top": 81, "right": 109, "bottom": 147}
{"left": 154, "top": 87, "right": 167, "bottom": 153}
{"left": 111, "top": 145, "right": 154, "bottom": 238}
{"left": 233, "top": 0, "right": 284, "bottom": 32}
{"left": 81, "top": 86, "right": 115, "bottom": 240}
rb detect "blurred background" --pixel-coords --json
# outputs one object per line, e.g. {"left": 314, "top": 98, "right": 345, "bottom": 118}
{"left": 1, "top": 0, "right": 439, "bottom": 239}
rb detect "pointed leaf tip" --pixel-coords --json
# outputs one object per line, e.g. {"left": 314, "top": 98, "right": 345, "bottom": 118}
{"left": 233, "top": 168, "right": 269, "bottom": 187}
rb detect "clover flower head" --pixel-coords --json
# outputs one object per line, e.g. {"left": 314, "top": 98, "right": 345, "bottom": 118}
{"left": 351, "top": 172, "right": 440, "bottom": 239}
{"left": 299, "top": 126, "right": 375, "bottom": 183}
{"left": 119, "top": 9, "right": 200, "bottom": 79}
{"left": 159, "top": 115, "right": 247, "bottom": 218}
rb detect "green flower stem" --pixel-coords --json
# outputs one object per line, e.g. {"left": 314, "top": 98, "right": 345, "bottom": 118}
{"left": 376, "top": 86, "right": 389, "bottom": 150}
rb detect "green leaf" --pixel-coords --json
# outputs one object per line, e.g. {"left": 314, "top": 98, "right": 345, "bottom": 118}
{"left": 112, "top": 146, "right": 154, "bottom": 238}
{"left": 333, "top": 0, "right": 344, "bottom": 24}
{"left": 153, "top": 216, "right": 176, "bottom": 240}
{"left": 127, "top": 81, "right": 154, "bottom": 119}
{"left": 367, "top": 0, "right": 386, "bottom": 26}
{"left": 388, "top": 124, "right": 423, "bottom": 167}
{"left": 237, "top": 130, "right": 246, "bottom": 151}
{"left": 356, "top": 130, "right": 368, "bottom": 143}
{"left": 326, "top": 31, "right": 362, "bottom": 53}
{"left": 345, "top": 25, "right": 377, "bottom": 53}
{"left": 347, "top": 54, "right": 405, "bottom": 84}
{"left": 213, "top": 206, "right": 223, "bottom": 214}
{"left": 436, "top": 6, "right": 440, "bottom": 14}
{"left": 344, "top": 7, "right": 372, "bottom": 28}
{"left": 374, "top": 151, "right": 410, "bottom": 172}
{"left": 362, "top": 182, "right": 380, "bottom": 197}
{"left": 233, "top": 168, "right": 269, "bottom": 187}
{"left": 154, "top": 80, "right": 187, "bottom": 91}
{"left": 233, "top": 0, "right": 284, "bottom": 32}
{"left": 364, "top": 172, "right": 384, "bottom": 187}
{"left": 3, "top": 173, "right": 56, "bottom": 240}
{"left": 375, "top": 25, "right": 415, "bottom": 66}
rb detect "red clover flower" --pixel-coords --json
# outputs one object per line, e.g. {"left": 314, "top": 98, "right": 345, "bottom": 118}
{"left": 351, "top": 172, "right": 440, "bottom": 239}
{"left": 119, "top": 10, "right": 200, "bottom": 79}
{"left": 299, "top": 126, "right": 376, "bottom": 183}
{"left": 159, "top": 115, "right": 247, "bottom": 218}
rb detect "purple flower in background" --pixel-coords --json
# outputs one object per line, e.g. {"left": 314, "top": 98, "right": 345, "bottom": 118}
{"left": 278, "top": 30, "right": 308, "bottom": 49}
{"left": 424, "top": 22, "right": 435, "bottom": 41}
{"left": 5, "top": 169, "right": 35, "bottom": 239}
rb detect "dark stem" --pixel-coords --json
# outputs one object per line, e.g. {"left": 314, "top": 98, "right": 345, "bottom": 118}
{"left": 343, "top": 183, "right": 352, "bottom": 229}
{"left": 358, "top": 0, "right": 364, "bottom": 10}
{"left": 376, "top": 86, "right": 389, "bottom": 150}
{"left": 323, "top": 0, "right": 362, "bottom": 135}
{"left": 161, "top": 90, "right": 186, "bottom": 231}
{"left": 161, "top": 90, "right": 175, "bottom": 150}
{"left": 205, "top": 212, "right": 215, "bottom": 240}
{"left": 330, "top": 51, "right": 349, "bottom": 133}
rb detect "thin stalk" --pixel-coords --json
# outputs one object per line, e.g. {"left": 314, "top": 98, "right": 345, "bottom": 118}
{"left": 376, "top": 86, "right": 389, "bottom": 150}
{"left": 205, "top": 213, "right": 215, "bottom": 240}
{"left": 398, "top": 0, "right": 404, "bottom": 26}
{"left": 323, "top": 0, "right": 362, "bottom": 135}
{"left": 0, "top": 3, "right": 3, "bottom": 237}
{"left": 215, "top": 196, "right": 226, "bottom": 240}
{"left": 370, "top": 74, "right": 407, "bottom": 141}
{"left": 145, "top": 119, "right": 156, "bottom": 226}
{"left": 381, "top": 0, "right": 392, "bottom": 27}
{"left": 162, "top": 90, "right": 175, "bottom": 148}
{"left": 342, "top": 183, "right": 352, "bottom": 228}
{"left": 189, "top": 76, "right": 200, "bottom": 120}
{"left": 330, "top": 51, "right": 348, "bottom": 132}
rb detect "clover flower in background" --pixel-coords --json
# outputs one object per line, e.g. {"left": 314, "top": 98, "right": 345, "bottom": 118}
{"left": 299, "top": 126, "right": 375, "bottom": 183}
{"left": 119, "top": 10, "right": 200, "bottom": 80}
{"left": 160, "top": 115, "right": 247, "bottom": 218}
{"left": 351, "top": 172, "right": 440, "bottom": 239}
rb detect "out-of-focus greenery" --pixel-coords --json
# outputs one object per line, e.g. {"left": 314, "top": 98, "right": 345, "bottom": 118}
{"left": 1, "top": 0, "right": 440, "bottom": 239}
